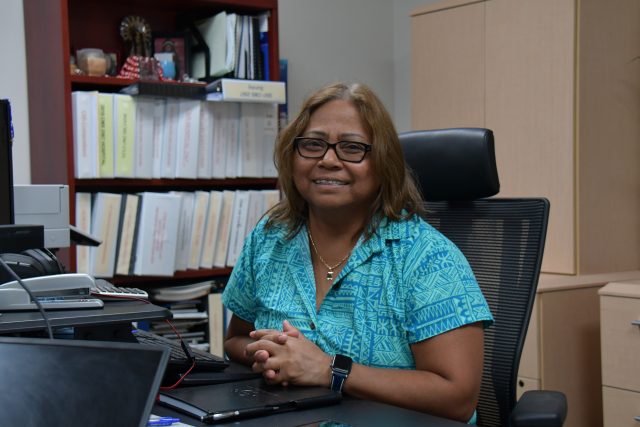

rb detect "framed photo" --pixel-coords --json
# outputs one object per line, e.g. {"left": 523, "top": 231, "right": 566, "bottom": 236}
{"left": 152, "top": 31, "right": 190, "bottom": 80}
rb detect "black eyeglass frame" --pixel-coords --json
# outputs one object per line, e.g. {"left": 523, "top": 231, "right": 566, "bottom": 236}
{"left": 293, "top": 137, "right": 372, "bottom": 163}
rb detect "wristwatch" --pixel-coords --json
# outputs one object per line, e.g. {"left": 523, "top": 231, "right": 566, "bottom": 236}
{"left": 330, "top": 354, "right": 352, "bottom": 392}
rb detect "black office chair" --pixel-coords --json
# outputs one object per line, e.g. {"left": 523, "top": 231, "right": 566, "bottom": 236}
{"left": 399, "top": 128, "right": 567, "bottom": 427}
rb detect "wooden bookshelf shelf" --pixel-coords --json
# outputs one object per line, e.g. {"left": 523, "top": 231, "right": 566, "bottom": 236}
{"left": 113, "top": 267, "right": 233, "bottom": 286}
{"left": 75, "top": 178, "right": 278, "bottom": 192}
{"left": 70, "top": 75, "right": 136, "bottom": 87}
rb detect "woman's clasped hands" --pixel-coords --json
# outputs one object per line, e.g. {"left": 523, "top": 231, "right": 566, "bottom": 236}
{"left": 245, "top": 320, "right": 333, "bottom": 388}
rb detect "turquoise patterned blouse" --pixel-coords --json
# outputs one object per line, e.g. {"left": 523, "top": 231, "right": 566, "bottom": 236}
{"left": 222, "top": 214, "right": 493, "bottom": 369}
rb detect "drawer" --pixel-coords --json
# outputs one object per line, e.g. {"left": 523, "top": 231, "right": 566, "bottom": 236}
{"left": 600, "top": 295, "right": 640, "bottom": 391}
{"left": 516, "top": 376, "right": 540, "bottom": 400}
{"left": 602, "top": 386, "right": 640, "bottom": 427}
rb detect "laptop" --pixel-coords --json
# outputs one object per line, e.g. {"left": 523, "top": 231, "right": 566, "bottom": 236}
{"left": 158, "top": 377, "right": 342, "bottom": 424}
{"left": 0, "top": 337, "right": 169, "bottom": 427}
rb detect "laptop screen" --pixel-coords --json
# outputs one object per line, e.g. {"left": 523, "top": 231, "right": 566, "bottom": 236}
{"left": 0, "top": 337, "right": 169, "bottom": 427}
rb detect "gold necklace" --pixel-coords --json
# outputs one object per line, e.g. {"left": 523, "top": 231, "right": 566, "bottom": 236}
{"left": 308, "top": 230, "right": 352, "bottom": 281}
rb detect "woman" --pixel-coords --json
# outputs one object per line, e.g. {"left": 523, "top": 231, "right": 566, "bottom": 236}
{"left": 222, "top": 82, "right": 493, "bottom": 423}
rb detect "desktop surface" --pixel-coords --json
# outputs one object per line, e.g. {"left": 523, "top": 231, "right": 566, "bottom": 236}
{"left": 154, "top": 385, "right": 468, "bottom": 427}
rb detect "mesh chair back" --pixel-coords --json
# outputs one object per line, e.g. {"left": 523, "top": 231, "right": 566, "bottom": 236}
{"left": 399, "top": 129, "right": 549, "bottom": 426}
{"left": 423, "top": 199, "right": 548, "bottom": 426}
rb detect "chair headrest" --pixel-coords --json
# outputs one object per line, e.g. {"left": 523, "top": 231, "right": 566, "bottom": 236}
{"left": 399, "top": 128, "right": 500, "bottom": 201}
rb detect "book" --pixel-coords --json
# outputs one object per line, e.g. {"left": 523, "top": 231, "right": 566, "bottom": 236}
{"left": 237, "top": 103, "right": 260, "bottom": 178}
{"left": 233, "top": 15, "right": 250, "bottom": 79}
{"left": 96, "top": 93, "right": 114, "bottom": 178}
{"left": 133, "top": 97, "right": 155, "bottom": 179}
{"left": 205, "top": 78, "right": 286, "bottom": 104}
{"left": 172, "top": 191, "right": 195, "bottom": 272}
{"left": 114, "top": 193, "right": 140, "bottom": 276}
{"left": 244, "top": 190, "right": 265, "bottom": 238}
{"left": 150, "top": 98, "right": 166, "bottom": 179}
{"left": 113, "top": 94, "right": 136, "bottom": 178}
{"left": 199, "top": 191, "right": 223, "bottom": 268}
{"left": 278, "top": 58, "right": 289, "bottom": 129}
{"left": 238, "top": 103, "right": 278, "bottom": 177}
{"left": 250, "top": 16, "right": 262, "bottom": 80}
{"left": 150, "top": 281, "right": 214, "bottom": 302}
{"left": 89, "top": 192, "right": 122, "bottom": 278}
{"left": 263, "top": 189, "right": 281, "bottom": 212}
{"left": 191, "top": 11, "right": 236, "bottom": 79}
{"left": 221, "top": 103, "right": 241, "bottom": 178}
{"left": 187, "top": 191, "right": 210, "bottom": 269}
{"left": 225, "top": 13, "right": 239, "bottom": 77}
{"left": 160, "top": 98, "right": 180, "bottom": 178}
{"left": 175, "top": 100, "right": 201, "bottom": 179}
{"left": 196, "top": 101, "right": 213, "bottom": 179}
{"left": 71, "top": 91, "right": 98, "bottom": 178}
{"left": 225, "top": 190, "right": 250, "bottom": 267}
{"left": 132, "top": 192, "right": 181, "bottom": 276}
{"left": 207, "top": 292, "right": 224, "bottom": 358}
{"left": 259, "top": 13, "right": 270, "bottom": 81}
{"left": 208, "top": 102, "right": 234, "bottom": 179}
{"left": 212, "top": 190, "right": 235, "bottom": 268}
{"left": 171, "top": 310, "right": 209, "bottom": 320}
{"left": 74, "top": 192, "right": 92, "bottom": 274}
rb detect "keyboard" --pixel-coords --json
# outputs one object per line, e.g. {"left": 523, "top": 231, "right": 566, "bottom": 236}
{"left": 132, "top": 329, "right": 228, "bottom": 373}
{"left": 91, "top": 279, "right": 149, "bottom": 300}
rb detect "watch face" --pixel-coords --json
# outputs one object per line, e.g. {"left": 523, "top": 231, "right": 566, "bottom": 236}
{"left": 332, "top": 354, "right": 352, "bottom": 372}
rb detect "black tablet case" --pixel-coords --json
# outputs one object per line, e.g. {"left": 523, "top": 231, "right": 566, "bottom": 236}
{"left": 158, "top": 377, "right": 342, "bottom": 424}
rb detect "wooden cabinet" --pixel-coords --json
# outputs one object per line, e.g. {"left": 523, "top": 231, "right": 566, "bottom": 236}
{"left": 599, "top": 280, "right": 640, "bottom": 427}
{"left": 516, "top": 271, "right": 640, "bottom": 427}
{"left": 410, "top": 0, "right": 640, "bottom": 275}
{"left": 22, "top": 0, "right": 280, "bottom": 284}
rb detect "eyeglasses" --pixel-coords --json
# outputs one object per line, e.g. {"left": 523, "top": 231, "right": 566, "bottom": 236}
{"left": 293, "top": 137, "right": 372, "bottom": 163}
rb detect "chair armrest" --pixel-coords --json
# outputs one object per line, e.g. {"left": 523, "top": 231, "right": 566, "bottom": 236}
{"left": 510, "top": 390, "right": 567, "bottom": 427}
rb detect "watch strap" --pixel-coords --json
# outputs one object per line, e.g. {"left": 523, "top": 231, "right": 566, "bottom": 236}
{"left": 330, "top": 354, "right": 352, "bottom": 392}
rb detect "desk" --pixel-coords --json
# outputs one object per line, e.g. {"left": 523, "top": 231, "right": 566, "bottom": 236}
{"left": 0, "top": 300, "right": 171, "bottom": 338}
{"left": 154, "top": 394, "right": 468, "bottom": 427}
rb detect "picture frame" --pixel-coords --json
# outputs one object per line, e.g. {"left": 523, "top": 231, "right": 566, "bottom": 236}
{"left": 152, "top": 31, "right": 191, "bottom": 80}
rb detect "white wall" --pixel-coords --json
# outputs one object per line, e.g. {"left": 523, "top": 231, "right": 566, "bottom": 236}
{"left": 0, "top": 0, "right": 31, "bottom": 184}
{"left": 278, "top": 0, "right": 394, "bottom": 124}
{"left": 278, "top": 0, "right": 441, "bottom": 132}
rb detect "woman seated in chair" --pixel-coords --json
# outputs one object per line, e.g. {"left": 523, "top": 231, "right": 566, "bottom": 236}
{"left": 222, "top": 82, "right": 493, "bottom": 423}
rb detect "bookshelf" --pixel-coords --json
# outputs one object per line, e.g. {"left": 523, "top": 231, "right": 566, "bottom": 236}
{"left": 23, "top": 0, "right": 281, "bottom": 284}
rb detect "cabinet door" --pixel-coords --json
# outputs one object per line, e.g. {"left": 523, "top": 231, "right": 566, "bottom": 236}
{"left": 411, "top": 1, "right": 485, "bottom": 129}
{"left": 485, "top": 0, "right": 576, "bottom": 274}
{"left": 540, "top": 287, "right": 603, "bottom": 427}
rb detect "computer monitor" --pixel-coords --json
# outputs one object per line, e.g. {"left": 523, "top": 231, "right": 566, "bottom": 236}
{"left": 0, "top": 99, "right": 15, "bottom": 225}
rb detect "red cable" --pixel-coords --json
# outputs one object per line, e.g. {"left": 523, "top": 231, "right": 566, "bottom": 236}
{"left": 94, "top": 292, "right": 199, "bottom": 390}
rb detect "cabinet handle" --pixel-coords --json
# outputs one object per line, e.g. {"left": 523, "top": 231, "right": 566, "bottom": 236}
{"left": 632, "top": 320, "right": 640, "bottom": 326}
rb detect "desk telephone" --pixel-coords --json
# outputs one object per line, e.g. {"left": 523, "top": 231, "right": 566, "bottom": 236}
{"left": 0, "top": 273, "right": 104, "bottom": 311}
{"left": 0, "top": 247, "right": 149, "bottom": 310}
